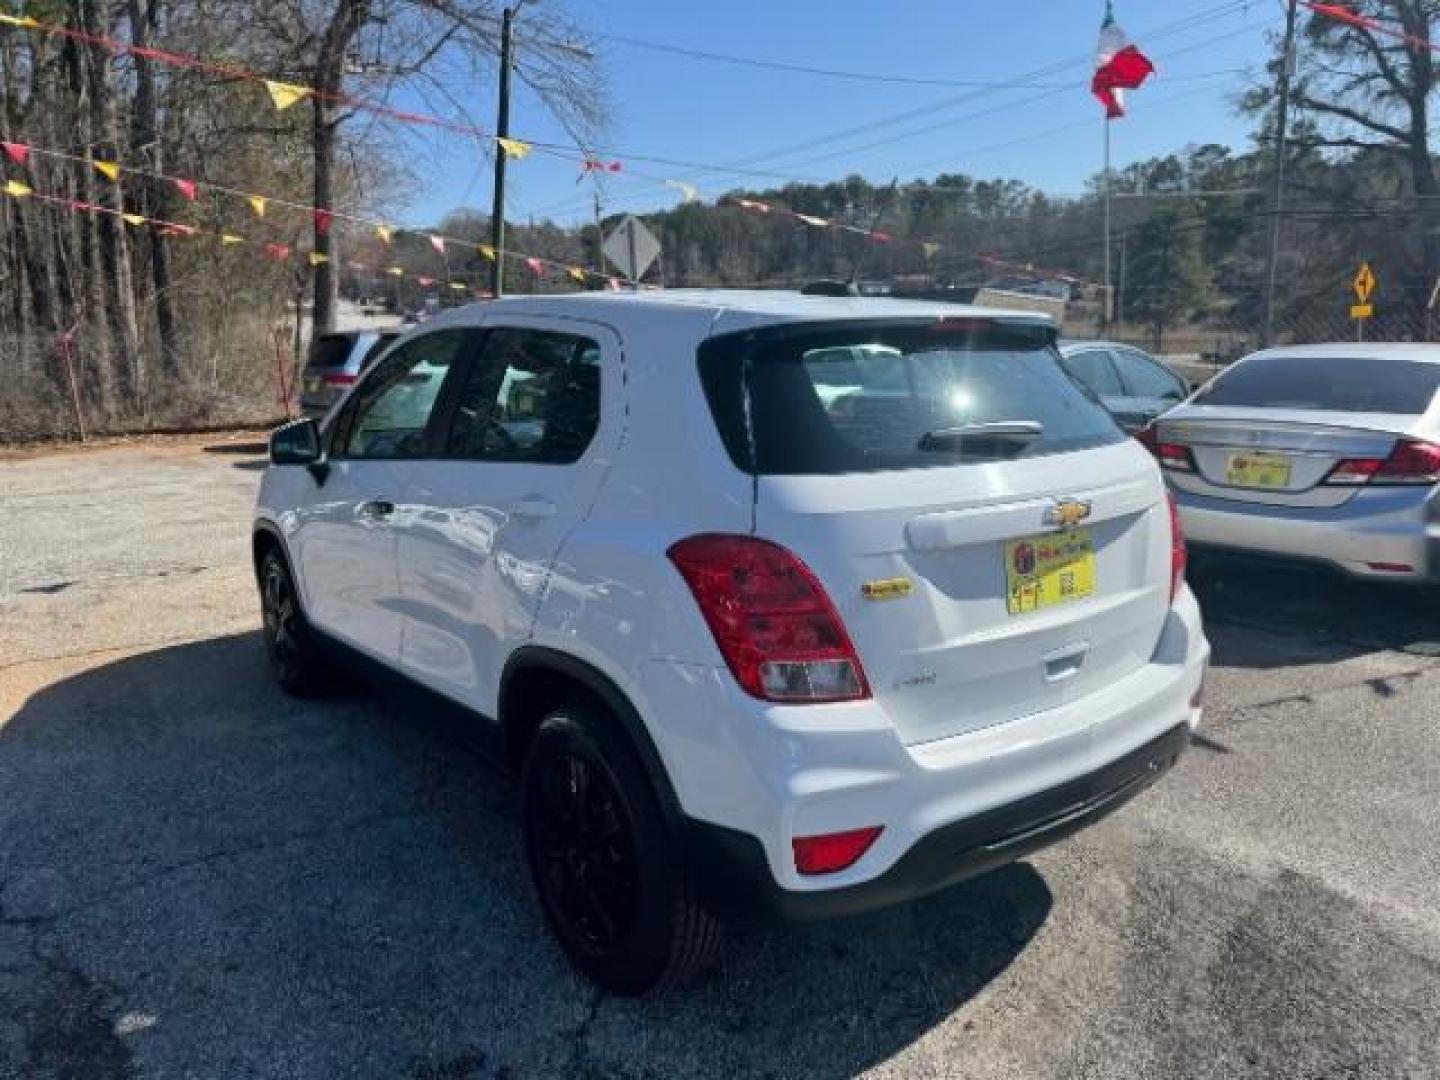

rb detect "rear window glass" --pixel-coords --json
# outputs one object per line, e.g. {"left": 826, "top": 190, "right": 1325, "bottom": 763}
{"left": 306, "top": 334, "right": 358, "bottom": 371}
{"left": 1196, "top": 355, "right": 1440, "bottom": 414}
{"left": 699, "top": 321, "right": 1123, "bottom": 474}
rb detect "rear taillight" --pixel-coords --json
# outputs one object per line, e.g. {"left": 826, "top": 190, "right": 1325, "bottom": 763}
{"left": 1167, "top": 493, "right": 1187, "bottom": 604}
{"left": 1136, "top": 425, "right": 1196, "bottom": 472}
{"left": 667, "top": 534, "right": 870, "bottom": 703}
{"left": 1326, "top": 439, "right": 1440, "bottom": 486}
{"left": 322, "top": 372, "right": 358, "bottom": 387}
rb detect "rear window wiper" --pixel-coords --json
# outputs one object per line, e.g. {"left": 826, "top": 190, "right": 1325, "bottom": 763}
{"left": 917, "top": 420, "right": 1044, "bottom": 452}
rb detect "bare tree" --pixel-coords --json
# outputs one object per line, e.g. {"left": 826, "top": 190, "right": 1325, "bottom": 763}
{"left": 1281, "top": 2, "right": 1440, "bottom": 276}
{"left": 253, "top": 0, "right": 602, "bottom": 332}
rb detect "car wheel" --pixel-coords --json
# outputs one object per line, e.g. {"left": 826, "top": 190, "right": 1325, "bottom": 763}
{"left": 259, "top": 549, "right": 331, "bottom": 697}
{"left": 521, "top": 706, "right": 720, "bottom": 995}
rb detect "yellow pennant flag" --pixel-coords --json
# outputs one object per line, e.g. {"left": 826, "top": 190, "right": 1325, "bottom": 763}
{"left": 265, "top": 80, "right": 311, "bottom": 112}
{"left": 93, "top": 160, "right": 121, "bottom": 182}
{"left": 496, "top": 137, "right": 532, "bottom": 160}
{"left": 308, "top": 252, "right": 329, "bottom": 266}
{"left": 0, "top": 14, "right": 41, "bottom": 28}
{"left": 665, "top": 180, "right": 698, "bottom": 203}
{"left": 448, "top": 282, "right": 468, "bottom": 292}
{"left": 794, "top": 213, "right": 829, "bottom": 228}
{"left": 3, "top": 180, "right": 32, "bottom": 198}
{"left": 220, "top": 234, "right": 245, "bottom": 245}
{"left": 567, "top": 267, "right": 587, "bottom": 283}
{"left": 375, "top": 224, "right": 393, "bottom": 244}
{"left": 122, "top": 213, "right": 146, "bottom": 226}
{"left": 477, "top": 244, "right": 496, "bottom": 261}
{"left": 386, "top": 266, "right": 404, "bottom": 277}
{"left": 247, "top": 194, "right": 267, "bottom": 217}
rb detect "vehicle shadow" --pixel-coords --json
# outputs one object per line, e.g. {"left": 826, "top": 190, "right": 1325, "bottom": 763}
{"left": 1, "top": 633, "right": 1052, "bottom": 1079}
{"left": 202, "top": 441, "right": 269, "bottom": 471}
{"left": 1189, "top": 552, "right": 1440, "bottom": 670}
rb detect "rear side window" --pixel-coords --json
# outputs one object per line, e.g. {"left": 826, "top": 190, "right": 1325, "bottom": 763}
{"left": 1195, "top": 355, "right": 1440, "bottom": 414}
{"left": 1114, "top": 348, "right": 1185, "bottom": 399}
{"left": 444, "top": 327, "right": 601, "bottom": 464}
{"left": 700, "top": 320, "right": 1122, "bottom": 475}
{"left": 306, "top": 334, "right": 355, "bottom": 371}
{"left": 1062, "top": 349, "right": 1124, "bottom": 397}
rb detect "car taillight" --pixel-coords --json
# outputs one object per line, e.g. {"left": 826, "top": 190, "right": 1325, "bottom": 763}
{"left": 1326, "top": 438, "right": 1440, "bottom": 487}
{"left": 667, "top": 534, "right": 870, "bottom": 703}
{"left": 1167, "top": 492, "right": 1187, "bottom": 604}
{"left": 1136, "top": 425, "right": 1195, "bottom": 472}
{"left": 322, "top": 372, "right": 358, "bottom": 386}
{"left": 793, "top": 826, "right": 883, "bottom": 875}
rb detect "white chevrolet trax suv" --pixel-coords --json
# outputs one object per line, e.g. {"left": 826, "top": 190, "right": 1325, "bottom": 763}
{"left": 254, "top": 291, "right": 1209, "bottom": 994}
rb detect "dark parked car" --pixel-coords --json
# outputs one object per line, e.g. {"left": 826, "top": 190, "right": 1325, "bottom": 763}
{"left": 1058, "top": 341, "right": 1190, "bottom": 433}
{"left": 299, "top": 330, "right": 398, "bottom": 417}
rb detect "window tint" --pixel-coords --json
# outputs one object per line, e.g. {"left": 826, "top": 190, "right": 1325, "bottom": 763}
{"left": 700, "top": 321, "right": 1122, "bottom": 475}
{"left": 1195, "top": 354, "right": 1440, "bottom": 414}
{"left": 359, "top": 332, "right": 398, "bottom": 372}
{"left": 340, "top": 330, "right": 465, "bottom": 459}
{"left": 1061, "top": 349, "right": 1124, "bottom": 397}
{"left": 445, "top": 328, "right": 601, "bottom": 464}
{"left": 1113, "top": 349, "right": 1185, "bottom": 399}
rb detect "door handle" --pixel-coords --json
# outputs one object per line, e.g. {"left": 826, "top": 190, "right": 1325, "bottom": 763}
{"left": 1043, "top": 642, "right": 1090, "bottom": 684}
{"left": 510, "top": 496, "right": 557, "bottom": 521}
{"left": 357, "top": 499, "right": 395, "bottom": 521}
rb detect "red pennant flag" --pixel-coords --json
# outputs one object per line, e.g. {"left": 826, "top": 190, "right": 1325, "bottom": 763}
{"left": 264, "top": 242, "right": 291, "bottom": 261}
{"left": 173, "top": 177, "right": 198, "bottom": 201}
{"left": 2, "top": 141, "right": 29, "bottom": 166}
{"left": 870, "top": 230, "right": 893, "bottom": 244}
{"left": 417, "top": 275, "right": 435, "bottom": 287}
{"left": 579, "top": 157, "right": 623, "bottom": 181}
{"left": 1092, "top": 6, "right": 1154, "bottom": 120}
{"left": 525, "top": 257, "right": 544, "bottom": 275}
{"left": 429, "top": 234, "right": 446, "bottom": 255}
{"left": 314, "top": 208, "right": 333, "bottom": 235}
{"left": 1306, "top": 3, "right": 1376, "bottom": 30}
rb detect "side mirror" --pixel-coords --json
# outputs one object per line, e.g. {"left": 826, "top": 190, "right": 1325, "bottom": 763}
{"left": 270, "top": 418, "right": 322, "bottom": 466}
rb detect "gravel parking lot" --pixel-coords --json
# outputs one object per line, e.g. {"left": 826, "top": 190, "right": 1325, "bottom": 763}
{"left": 2, "top": 437, "right": 1439, "bottom": 1079}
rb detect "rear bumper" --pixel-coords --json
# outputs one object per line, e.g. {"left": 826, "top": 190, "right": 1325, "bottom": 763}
{"left": 639, "top": 587, "right": 1208, "bottom": 918}
{"left": 1174, "top": 484, "right": 1440, "bottom": 581}
{"left": 685, "top": 721, "right": 1189, "bottom": 921}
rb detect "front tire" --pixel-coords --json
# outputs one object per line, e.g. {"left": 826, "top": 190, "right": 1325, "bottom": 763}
{"left": 259, "top": 548, "right": 331, "bottom": 698}
{"left": 521, "top": 707, "right": 720, "bottom": 994}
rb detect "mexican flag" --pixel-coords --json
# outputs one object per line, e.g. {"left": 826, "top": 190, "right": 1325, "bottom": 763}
{"left": 1092, "top": 3, "right": 1154, "bottom": 119}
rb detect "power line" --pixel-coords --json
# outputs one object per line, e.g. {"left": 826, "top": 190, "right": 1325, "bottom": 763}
{"left": 579, "top": 31, "right": 1076, "bottom": 90}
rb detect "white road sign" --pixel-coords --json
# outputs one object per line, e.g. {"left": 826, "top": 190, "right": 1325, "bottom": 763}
{"left": 602, "top": 215, "right": 661, "bottom": 281}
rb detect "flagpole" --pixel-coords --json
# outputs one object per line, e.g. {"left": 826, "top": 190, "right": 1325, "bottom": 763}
{"left": 1103, "top": 117, "right": 1113, "bottom": 332}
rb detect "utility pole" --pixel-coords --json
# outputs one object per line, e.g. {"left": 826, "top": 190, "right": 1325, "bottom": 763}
{"left": 488, "top": 4, "right": 518, "bottom": 297}
{"left": 1262, "top": 0, "right": 1299, "bottom": 347}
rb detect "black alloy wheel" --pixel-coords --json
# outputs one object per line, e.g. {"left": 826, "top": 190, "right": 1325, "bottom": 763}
{"left": 259, "top": 549, "right": 329, "bottom": 697}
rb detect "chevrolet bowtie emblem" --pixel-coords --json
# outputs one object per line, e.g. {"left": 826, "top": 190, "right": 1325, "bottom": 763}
{"left": 1044, "top": 499, "right": 1093, "bottom": 528}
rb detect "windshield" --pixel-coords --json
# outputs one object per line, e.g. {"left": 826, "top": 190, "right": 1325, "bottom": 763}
{"left": 1195, "top": 354, "right": 1440, "bottom": 414}
{"left": 699, "top": 320, "right": 1123, "bottom": 475}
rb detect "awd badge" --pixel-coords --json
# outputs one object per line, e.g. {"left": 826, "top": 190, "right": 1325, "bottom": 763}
{"left": 862, "top": 577, "right": 914, "bottom": 601}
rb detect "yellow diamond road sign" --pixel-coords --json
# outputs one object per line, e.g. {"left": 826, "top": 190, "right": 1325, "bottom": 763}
{"left": 1353, "top": 261, "right": 1376, "bottom": 304}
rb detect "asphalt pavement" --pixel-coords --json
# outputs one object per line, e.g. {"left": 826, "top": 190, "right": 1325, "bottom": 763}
{"left": 1, "top": 437, "right": 1437, "bottom": 1079}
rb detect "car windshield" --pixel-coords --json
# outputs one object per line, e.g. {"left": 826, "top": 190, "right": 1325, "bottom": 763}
{"left": 699, "top": 320, "right": 1123, "bottom": 475}
{"left": 1194, "top": 354, "right": 1440, "bottom": 414}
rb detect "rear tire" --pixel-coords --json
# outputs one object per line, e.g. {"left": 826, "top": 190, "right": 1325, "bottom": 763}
{"left": 521, "top": 706, "right": 721, "bottom": 995}
{"left": 258, "top": 548, "right": 332, "bottom": 698}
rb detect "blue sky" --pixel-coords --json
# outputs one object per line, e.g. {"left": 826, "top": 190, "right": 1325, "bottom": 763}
{"left": 392, "top": 0, "right": 1283, "bottom": 228}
